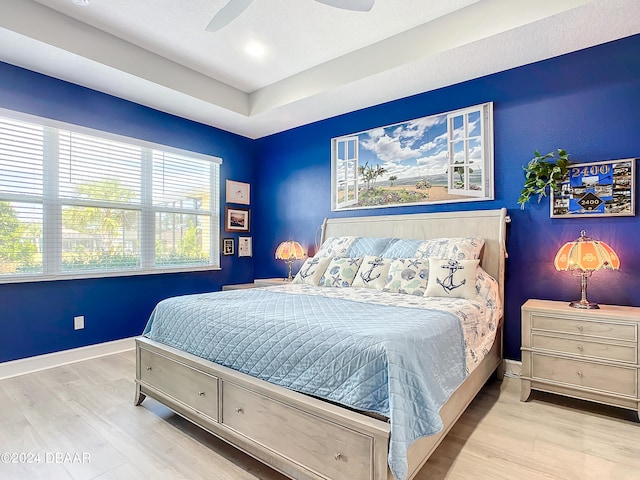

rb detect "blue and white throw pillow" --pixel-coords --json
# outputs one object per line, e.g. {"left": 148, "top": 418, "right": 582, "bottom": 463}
{"left": 425, "top": 258, "right": 479, "bottom": 298}
{"left": 314, "top": 236, "right": 357, "bottom": 257}
{"left": 292, "top": 256, "right": 332, "bottom": 285}
{"left": 381, "top": 237, "right": 484, "bottom": 261}
{"left": 319, "top": 257, "right": 363, "bottom": 287}
{"left": 352, "top": 256, "right": 391, "bottom": 290}
{"left": 383, "top": 258, "right": 429, "bottom": 296}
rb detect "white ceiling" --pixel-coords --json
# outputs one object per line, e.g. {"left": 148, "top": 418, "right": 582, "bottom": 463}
{"left": 0, "top": 0, "right": 639, "bottom": 139}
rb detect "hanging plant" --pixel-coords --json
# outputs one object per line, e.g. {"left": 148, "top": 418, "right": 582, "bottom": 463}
{"left": 517, "top": 149, "right": 571, "bottom": 209}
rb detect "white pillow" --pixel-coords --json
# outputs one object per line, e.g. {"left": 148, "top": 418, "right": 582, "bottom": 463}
{"left": 352, "top": 256, "right": 391, "bottom": 290}
{"left": 383, "top": 258, "right": 429, "bottom": 296}
{"left": 319, "top": 257, "right": 363, "bottom": 287}
{"left": 314, "top": 236, "right": 357, "bottom": 257}
{"left": 292, "top": 256, "right": 331, "bottom": 285}
{"left": 425, "top": 258, "right": 479, "bottom": 299}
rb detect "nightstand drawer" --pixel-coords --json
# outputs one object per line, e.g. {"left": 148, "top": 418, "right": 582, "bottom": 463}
{"left": 531, "top": 314, "right": 636, "bottom": 341}
{"left": 532, "top": 334, "right": 637, "bottom": 364}
{"left": 531, "top": 354, "right": 637, "bottom": 397}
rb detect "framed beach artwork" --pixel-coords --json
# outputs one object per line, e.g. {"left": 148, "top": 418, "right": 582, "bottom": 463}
{"left": 226, "top": 180, "right": 250, "bottom": 205}
{"left": 551, "top": 159, "right": 635, "bottom": 218}
{"left": 224, "top": 207, "right": 250, "bottom": 232}
{"left": 331, "top": 102, "right": 494, "bottom": 211}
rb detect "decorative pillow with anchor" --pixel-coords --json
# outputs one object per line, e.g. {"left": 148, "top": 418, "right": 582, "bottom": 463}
{"left": 425, "top": 258, "right": 479, "bottom": 299}
{"left": 352, "top": 256, "right": 391, "bottom": 290}
{"left": 292, "top": 256, "right": 332, "bottom": 285}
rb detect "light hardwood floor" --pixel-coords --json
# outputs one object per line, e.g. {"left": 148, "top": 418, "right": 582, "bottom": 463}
{"left": 1, "top": 351, "right": 638, "bottom": 480}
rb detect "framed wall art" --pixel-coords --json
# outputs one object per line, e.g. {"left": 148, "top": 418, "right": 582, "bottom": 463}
{"left": 224, "top": 207, "right": 250, "bottom": 232}
{"left": 238, "top": 236, "right": 252, "bottom": 257}
{"left": 226, "top": 180, "right": 250, "bottom": 205}
{"left": 331, "top": 102, "right": 494, "bottom": 211}
{"left": 551, "top": 159, "right": 636, "bottom": 218}
{"left": 222, "top": 238, "right": 234, "bottom": 255}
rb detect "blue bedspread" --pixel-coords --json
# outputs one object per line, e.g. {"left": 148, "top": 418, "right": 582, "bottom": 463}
{"left": 143, "top": 288, "right": 466, "bottom": 480}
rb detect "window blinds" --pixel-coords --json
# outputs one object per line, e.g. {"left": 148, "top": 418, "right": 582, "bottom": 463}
{"left": 0, "top": 110, "right": 221, "bottom": 281}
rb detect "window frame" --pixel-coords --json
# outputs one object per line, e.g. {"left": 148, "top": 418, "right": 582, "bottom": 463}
{"left": 0, "top": 108, "right": 222, "bottom": 284}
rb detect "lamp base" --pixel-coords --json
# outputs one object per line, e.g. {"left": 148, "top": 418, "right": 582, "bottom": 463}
{"left": 569, "top": 299, "right": 600, "bottom": 309}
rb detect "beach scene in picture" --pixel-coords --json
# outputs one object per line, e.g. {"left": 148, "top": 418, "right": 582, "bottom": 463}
{"left": 333, "top": 104, "right": 491, "bottom": 211}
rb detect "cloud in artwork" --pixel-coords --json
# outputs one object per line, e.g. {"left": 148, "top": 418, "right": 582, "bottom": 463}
{"left": 359, "top": 114, "right": 447, "bottom": 164}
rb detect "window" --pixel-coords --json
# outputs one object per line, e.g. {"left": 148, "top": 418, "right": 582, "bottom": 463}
{"left": 0, "top": 109, "right": 221, "bottom": 282}
{"left": 331, "top": 102, "right": 494, "bottom": 210}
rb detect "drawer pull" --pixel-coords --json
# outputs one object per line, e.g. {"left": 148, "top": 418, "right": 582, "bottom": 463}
{"left": 334, "top": 453, "right": 342, "bottom": 461}
{"left": 577, "top": 345, "right": 584, "bottom": 351}
{"left": 235, "top": 407, "right": 244, "bottom": 414}
{"left": 577, "top": 325, "right": 583, "bottom": 332}
{"left": 198, "top": 391, "right": 205, "bottom": 396}
{"left": 145, "top": 366, "right": 152, "bottom": 371}
{"left": 577, "top": 371, "right": 583, "bottom": 377}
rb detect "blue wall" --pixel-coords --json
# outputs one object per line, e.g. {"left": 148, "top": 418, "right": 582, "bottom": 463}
{"left": 254, "top": 34, "right": 640, "bottom": 360}
{"left": 2, "top": 34, "right": 640, "bottom": 364}
{"left": 0, "top": 62, "right": 256, "bottom": 362}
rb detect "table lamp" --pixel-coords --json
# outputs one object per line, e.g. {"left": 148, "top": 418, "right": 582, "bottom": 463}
{"left": 275, "top": 240, "right": 306, "bottom": 281}
{"left": 553, "top": 230, "right": 620, "bottom": 309}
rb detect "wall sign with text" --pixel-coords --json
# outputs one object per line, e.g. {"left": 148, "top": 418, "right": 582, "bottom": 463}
{"left": 551, "top": 159, "right": 636, "bottom": 218}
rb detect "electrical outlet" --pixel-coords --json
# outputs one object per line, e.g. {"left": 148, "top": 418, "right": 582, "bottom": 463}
{"left": 74, "top": 315, "right": 85, "bottom": 330}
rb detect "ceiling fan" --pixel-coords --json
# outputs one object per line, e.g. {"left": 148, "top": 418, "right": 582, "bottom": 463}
{"left": 206, "top": 0, "right": 375, "bottom": 33}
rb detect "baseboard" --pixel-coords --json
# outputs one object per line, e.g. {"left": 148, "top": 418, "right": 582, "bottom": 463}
{"left": 503, "top": 359, "right": 522, "bottom": 378}
{"left": 0, "top": 337, "right": 136, "bottom": 380}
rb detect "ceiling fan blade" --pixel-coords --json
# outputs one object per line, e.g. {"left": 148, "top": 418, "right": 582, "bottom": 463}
{"left": 314, "top": 0, "right": 374, "bottom": 12}
{"left": 205, "top": 0, "right": 253, "bottom": 32}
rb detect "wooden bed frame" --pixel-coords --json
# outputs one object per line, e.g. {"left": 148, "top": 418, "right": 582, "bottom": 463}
{"left": 135, "top": 208, "right": 510, "bottom": 480}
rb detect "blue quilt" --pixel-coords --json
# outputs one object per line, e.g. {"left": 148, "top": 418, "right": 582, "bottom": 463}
{"left": 143, "top": 288, "right": 467, "bottom": 480}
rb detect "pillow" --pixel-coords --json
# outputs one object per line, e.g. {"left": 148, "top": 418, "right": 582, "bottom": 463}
{"left": 352, "top": 256, "right": 391, "bottom": 290}
{"left": 292, "top": 256, "right": 332, "bottom": 285}
{"left": 346, "top": 237, "right": 397, "bottom": 257}
{"left": 380, "top": 239, "right": 424, "bottom": 259}
{"left": 425, "top": 258, "right": 479, "bottom": 299}
{"left": 381, "top": 237, "right": 484, "bottom": 261}
{"left": 383, "top": 258, "right": 429, "bottom": 296}
{"left": 319, "top": 257, "right": 363, "bottom": 287}
{"left": 315, "top": 236, "right": 357, "bottom": 257}
{"left": 315, "top": 236, "right": 397, "bottom": 258}
{"left": 416, "top": 237, "right": 484, "bottom": 261}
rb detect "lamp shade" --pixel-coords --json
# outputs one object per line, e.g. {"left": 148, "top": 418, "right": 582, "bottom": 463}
{"left": 275, "top": 240, "right": 306, "bottom": 261}
{"left": 554, "top": 230, "right": 620, "bottom": 272}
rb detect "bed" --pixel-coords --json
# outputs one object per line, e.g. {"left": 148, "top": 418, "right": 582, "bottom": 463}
{"left": 135, "top": 208, "right": 510, "bottom": 480}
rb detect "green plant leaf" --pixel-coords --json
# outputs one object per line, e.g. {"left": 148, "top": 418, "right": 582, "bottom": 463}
{"left": 518, "top": 149, "right": 571, "bottom": 209}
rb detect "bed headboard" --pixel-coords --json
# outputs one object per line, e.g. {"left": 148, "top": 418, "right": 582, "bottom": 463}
{"left": 321, "top": 208, "right": 510, "bottom": 301}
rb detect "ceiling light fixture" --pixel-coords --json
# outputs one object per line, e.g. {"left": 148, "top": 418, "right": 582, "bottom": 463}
{"left": 72, "top": 0, "right": 90, "bottom": 6}
{"left": 245, "top": 41, "right": 266, "bottom": 58}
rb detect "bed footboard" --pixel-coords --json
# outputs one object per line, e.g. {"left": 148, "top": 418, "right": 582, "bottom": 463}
{"left": 135, "top": 337, "right": 391, "bottom": 480}
{"left": 136, "top": 334, "right": 502, "bottom": 480}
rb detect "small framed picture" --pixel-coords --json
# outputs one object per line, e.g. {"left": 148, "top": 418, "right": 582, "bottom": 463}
{"left": 238, "top": 237, "right": 252, "bottom": 257}
{"left": 225, "top": 207, "right": 250, "bottom": 232}
{"left": 222, "top": 238, "right": 234, "bottom": 255}
{"left": 226, "top": 180, "right": 250, "bottom": 205}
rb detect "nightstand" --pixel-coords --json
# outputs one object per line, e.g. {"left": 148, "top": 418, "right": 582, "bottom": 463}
{"left": 222, "top": 278, "right": 291, "bottom": 291}
{"left": 254, "top": 278, "right": 291, "bottom": 287}
{"left": 521, "top": 299, "right": 639, "bottom": 419}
